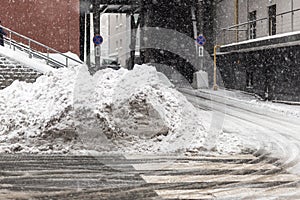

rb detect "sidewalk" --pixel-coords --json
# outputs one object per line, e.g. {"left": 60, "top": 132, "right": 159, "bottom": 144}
{"left": 179, "top": 87, "right": 300, "bottom": 119}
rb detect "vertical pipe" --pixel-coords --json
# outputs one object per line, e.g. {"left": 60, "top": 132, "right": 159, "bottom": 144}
{"left": 247, "top": 0, "right": 250, "bottom": 39}
{"left": 235, "top": 0, "right": 239, "bottom": 42}
{"left": 79, "top": 1, "right": 86, "bottom": 61}
{"left": 291, "top": 0, "right": 294, "bottom": 32}
{"left": 129, "top": 14, "right": 137, "bottom": 70}
{"left": 67, "top": 0, "right": 70, "bottom": 52}
{"left": 213, "top": 45, "right": 221, "bottom": 91}
{"left": 86, "top": 13, "right": 91, "bottom": 67}
{"left": 139, "top": 0, "right": 145, "bottom": 64}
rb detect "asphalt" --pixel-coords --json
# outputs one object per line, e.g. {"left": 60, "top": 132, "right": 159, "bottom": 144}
{"left": 0, "top": 153, "right": 299, "bottom": 200}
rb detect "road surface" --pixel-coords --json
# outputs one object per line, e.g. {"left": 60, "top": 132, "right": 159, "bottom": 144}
{"left": 180, "top": 88, "right": 300, "bottom": 174}
{"left": 0, "top": 153, "right": 300, "bottom": 199}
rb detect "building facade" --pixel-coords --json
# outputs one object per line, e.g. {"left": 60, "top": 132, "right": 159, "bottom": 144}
{"left": 215, "top": 0, "right": 300, "bottom": 101}
{"left": 0, "top": 0, "right": 80, "bottom": 55}
{"left": 216, "top": 0, "right": 300, "bottom": 45}
{"left": 107, "top": 14, "right": 132, "bottom": 67}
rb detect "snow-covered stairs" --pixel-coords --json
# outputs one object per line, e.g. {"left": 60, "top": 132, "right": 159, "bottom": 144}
{"left": 0, "top": 55, "right": 41, "bottom": 89}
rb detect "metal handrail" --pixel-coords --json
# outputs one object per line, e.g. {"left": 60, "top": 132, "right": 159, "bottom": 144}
{"left": 4, "top": 38, "right": 67, "bottom": 68}
{"left": 220, "top": 8, "right": 300, "bottom": 45}
{"left": 0, "top": 25, "right": 83, "bottom": 68}
{"left": 223, "top": 8, "right": 300, "bottom": 31}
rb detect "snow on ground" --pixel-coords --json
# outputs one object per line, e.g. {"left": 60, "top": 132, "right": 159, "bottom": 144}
{"left": 41, "top": 51, "right": 83, "bottom": 66}
{"left": 0, "top": 64, "right": 245, "bottom": 154}
{"left": 221, "top": 30, "right": 300, "bottom": 48}
{"left": 198, "top": 89, "right": 300, "bottom": 118}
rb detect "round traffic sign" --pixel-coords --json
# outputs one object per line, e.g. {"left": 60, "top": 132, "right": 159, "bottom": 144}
{"left": 196, "top": 35, "right": 206, "bottom": 46}
{"left": 93, "top": 35, "right": 103, "bottom": 45}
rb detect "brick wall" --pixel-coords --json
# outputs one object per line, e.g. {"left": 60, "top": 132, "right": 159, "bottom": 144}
{"left": 0, "top": 56, "right": 42, "bottom": 90}
{"left": 0, "top": 0, "right": 80, "bottom": 56}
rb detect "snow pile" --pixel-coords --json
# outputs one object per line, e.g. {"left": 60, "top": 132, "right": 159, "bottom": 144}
{"left": 0, "top": 64, "right": 243, "bottom": 154}
{"left": 0, "top": 68, "right": 77, "bottom": 153}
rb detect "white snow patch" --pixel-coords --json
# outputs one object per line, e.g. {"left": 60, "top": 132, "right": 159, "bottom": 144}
{"left": 222, "top": 30, "right": 300, "bottom": 48}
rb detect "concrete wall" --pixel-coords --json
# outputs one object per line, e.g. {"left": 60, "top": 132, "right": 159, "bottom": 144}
{"left": 0, "top": 0, "right": 80, "bottom": 55}
{"left": 0, "top": 55, "right": 41, "bottom": 90}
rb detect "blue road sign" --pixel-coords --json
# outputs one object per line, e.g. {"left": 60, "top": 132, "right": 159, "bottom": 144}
{"left": 196, "top": 35, "right": 206, "bottom": 46}
{"left": 93, "top": 35, "right": 103, "bottom": 45}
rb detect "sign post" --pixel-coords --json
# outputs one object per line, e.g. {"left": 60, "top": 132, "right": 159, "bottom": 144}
{"left": 93, "top": 35, "right": 103, "bottom": 67}
{"left": 196, "top": 34, "right": 206, "bottom": 71}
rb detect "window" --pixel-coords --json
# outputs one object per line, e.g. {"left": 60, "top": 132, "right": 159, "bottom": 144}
{"left": 268, "top": 5, "right": 276, "bottom": 36}
{"left": 249, "top": 11, "right": 256, "bottom": 39}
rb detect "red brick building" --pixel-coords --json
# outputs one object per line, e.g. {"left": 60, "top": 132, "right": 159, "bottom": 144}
{"left": 0, "top": 0, "right": 80, "bottom": 56}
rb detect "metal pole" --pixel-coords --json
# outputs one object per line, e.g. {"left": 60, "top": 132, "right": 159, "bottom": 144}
{"left": 93, "top": 0, "right": 101, "bottom": 67}
{"left": 129, "top": 14, "right": 137, "bottom": 70}
{"left": 47, "top": 48, "right": 49, "bottom": 65}
{"left": 66, "top": 57, "right": 69, "bottom": 67}
{"left": 28, "top": 39, "right": 32, "bottom": 58}
{"left": 139, "top": 1, "right": 145, "bottom": 64}
{"left": 86, "top": 13, "right": 91, "bottom": 67}
{"left": 191, "top": 6, "right": 198, "bottom": 54}
{"left": 9, "top": 31, "right": 12, "bottom": 49}
{"left": 213, "top": 45, "right": 221, "bottom": 91}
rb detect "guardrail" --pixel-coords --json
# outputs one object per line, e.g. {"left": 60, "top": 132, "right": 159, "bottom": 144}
{"left": 0, "top": 25, "right": 83, "bottom": 68}
{"left": 219, "top": 8, "right": 300, "bottom": 46}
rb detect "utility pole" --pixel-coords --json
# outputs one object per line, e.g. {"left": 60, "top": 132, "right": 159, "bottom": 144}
{"left": 93, "top": 0, "right": 101, "bottom": 67}
{"left": 139, "top": 0, "right": 145, "bottom": 64}
{"left": 129, "top": 14, "right": 139, "bottom": 70}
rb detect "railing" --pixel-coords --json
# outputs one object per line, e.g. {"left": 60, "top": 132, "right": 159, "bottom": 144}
{"left": 219, "top": 8, "right": 300, "bottom": 46}
{"left": 0, "top": 25, "right": 83, "bottom": 68}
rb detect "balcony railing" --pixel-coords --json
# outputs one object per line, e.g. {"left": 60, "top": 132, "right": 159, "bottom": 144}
{"left": 219, "top": 8, "right": 300, "bottom": 46}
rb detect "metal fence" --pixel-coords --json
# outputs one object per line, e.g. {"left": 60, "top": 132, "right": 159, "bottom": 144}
{"left": 220, "top": 8, "right": 300, "bottom": 46}
{"left": 0, "top": 25, "right": 83, "bottom": 68}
